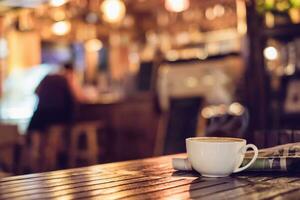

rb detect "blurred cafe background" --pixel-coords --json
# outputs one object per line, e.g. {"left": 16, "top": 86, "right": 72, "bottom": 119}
{"left": 1, "top": 0, "right": 300, "bottom": 176}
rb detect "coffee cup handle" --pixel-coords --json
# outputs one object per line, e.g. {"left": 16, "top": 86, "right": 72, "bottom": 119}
{"left": 233, "top": 144, "right": 258, "bottom": 173}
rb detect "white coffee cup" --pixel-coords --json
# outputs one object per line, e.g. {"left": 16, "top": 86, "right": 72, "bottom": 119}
{"left": 186, "top": 137, "right": 258, "bottom": 177}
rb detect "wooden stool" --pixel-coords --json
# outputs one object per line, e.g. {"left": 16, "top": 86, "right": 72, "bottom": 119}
{"left": 42, "top": 125, "right": 66, "bottom": 171}
{"left": 68, "top": 121, "right": 103, "bottom": 167}
{"left": 23, "top": 125, "right": 66, "bottom": 173}
{"left": 21, "top": 131, "right": 42, "bottom": 173}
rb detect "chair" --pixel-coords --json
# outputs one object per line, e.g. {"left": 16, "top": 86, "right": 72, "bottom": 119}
{"left": 162, "top": 97, "right": 203, "bottom": 154}
{"left": 68, "top": 121, "right": 104, "bottom": 167}
{"left": 154, "top": 97, "right": 203, "bottom": 156}
{"left": 204, "top": 103, "right": 249, "bottom": 139}
{"left": 155, "top": 62, "right": 208, "bottom": 155}
{"left": 277, "top": 73, "right": 300, "bottom": 129}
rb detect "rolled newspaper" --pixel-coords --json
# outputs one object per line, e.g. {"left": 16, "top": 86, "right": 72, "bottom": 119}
{"left": 172, "top": 158, "right": 193, "bottom": 171}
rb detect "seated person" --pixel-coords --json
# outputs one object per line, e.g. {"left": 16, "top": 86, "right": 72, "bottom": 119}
{"left": 27, "top": 63, "right": 86, "bottom": 133}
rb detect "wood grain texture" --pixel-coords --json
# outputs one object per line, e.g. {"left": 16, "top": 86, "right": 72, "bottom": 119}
{"left": 1, "top": 154, "right": 300, "bottom": 200}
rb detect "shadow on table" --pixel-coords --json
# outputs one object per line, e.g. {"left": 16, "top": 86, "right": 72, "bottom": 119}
{"left": 187, "top": 171, "right": 300, "bottom": 198}
{"left": 171, "top": 171, "right": 249, "bottom": 184}
{"left": 171, "top": 170, "right": 300, "bottom": 198}
{"left": 171, "top": 170, "right": 200, "bottom": 178}
{"left": 172, "top": 170, "right": 300, "bottom": 179}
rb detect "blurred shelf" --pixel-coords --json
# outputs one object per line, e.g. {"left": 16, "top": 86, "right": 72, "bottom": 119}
{"left": 262, "top": 23, "right": 300, "bottom": 38}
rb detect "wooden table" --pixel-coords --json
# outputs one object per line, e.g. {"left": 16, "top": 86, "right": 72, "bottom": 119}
{"left": 1, "top": 155, "right": 300, "bottom": 200}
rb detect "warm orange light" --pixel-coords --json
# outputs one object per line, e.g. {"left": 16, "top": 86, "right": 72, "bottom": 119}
{"left": 52, "top": 9, "right": 67, "bottom": 21}
{"left": 85, "top": 39, "right": 103, "bottom": 52}
{"left": 101, "top": 0, "right": 126, "bottom": 23}
{"left": 165, "top": 0, "right": 190, "bottom": 13}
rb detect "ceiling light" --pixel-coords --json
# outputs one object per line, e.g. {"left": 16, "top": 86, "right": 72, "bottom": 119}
{"left": 263, "top": 46, "right": 278, "bottom": 60}
{"left": 165, "top": 0, "right": 190, "bottom": 13}
{"left": 101, "top": 0, "right": 126, "bottom": 23}
{"left": 50, "top": 0, "right": 67, "bottom": 7}
{"left": 52, "top": 20, "right": 71, "bottom": 36}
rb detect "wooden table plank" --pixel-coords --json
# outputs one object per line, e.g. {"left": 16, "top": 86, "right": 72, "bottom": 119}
{"left": 159, "top": 176, "right": 272, "bottom": 200}
{"left": 271, "top": 188, "right": 300, "bottom": 200}
{"left": 7, "top": 177, "right": 188, "bottom": 200}
{"left": 125, "top": 178, "right": 230, "bottom": 200}
{"left": 0, "top": 156, "right": 179, "bottom": 200}
{"left": 1, "top": 154, "right": 300, "bottom": 200}
{"left": 0, "top": 156, "right": 173, "bottom": 183}
{"left": 1, "top": 171, "right": 184, "bottom": 199}
{"left": 235, "top": 178, "right": 300, "bottom": 200}
{"left": 0, "top": 166, "right": 174, "bottom": 191}
{"left": 190, "top": 177, "right": 288, "bottom": 200}
{"left": 0, "top": 161, "right": 171, "bottom": 185}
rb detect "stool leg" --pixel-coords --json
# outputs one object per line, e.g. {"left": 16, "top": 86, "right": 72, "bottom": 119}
{"left": 86, "top": 127, "right": 99, "bottom": 164}
{"left": 42, "top": 132, "right": 58, "bottom": 171}
{"left": 69, "top": 130, "right": 79, "bottom": 168}
{"left": 29, "top": 132, "right": 41, "bottom": 172}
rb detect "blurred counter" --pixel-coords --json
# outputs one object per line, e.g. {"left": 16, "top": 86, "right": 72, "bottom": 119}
{"left": 75, "top": 92, "right": 160, "bottom": 162}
